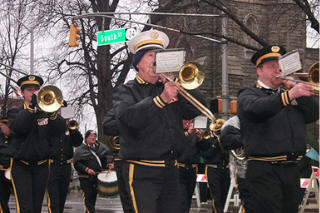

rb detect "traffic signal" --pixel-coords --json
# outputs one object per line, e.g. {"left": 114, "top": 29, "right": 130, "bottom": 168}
{"left": 68, "top": 24, "right": 81, "bottom": 47}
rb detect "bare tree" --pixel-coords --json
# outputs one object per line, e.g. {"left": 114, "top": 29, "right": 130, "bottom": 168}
{"left": 0, "top": 1, "right": 40, "bottom": 116}
{"left": 35, "top": 0, "right": 151, "bottom": 142}
{"left": 0, "top": 0, "right": 317, "bottom": 144}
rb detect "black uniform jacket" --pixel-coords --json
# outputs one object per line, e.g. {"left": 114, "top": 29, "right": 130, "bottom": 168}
{"left": 73, "top": 142, "right": 109, "bottom": 175}
{"left": 7, "top": 105, "right": 59, "bottom": 162}
{"left": 178, "top": 134, "right": 214, "bottom": 165}
{"left": 112, "top": 77, "right": 205, "bottom": 160}
{"left": 238, "top": 85, "right": 319, "bottom": 157}
{"left": 49, "top": 115, "right": 83, "bottom": 162}
{"left": 0, "top": 130, "right": 10, "bottom": 168}
{"left": 221, "top": 125, "right": 242, "bottom": 150}
{"left": 201, "top": 136, "right": 229, "bottom": 166}
{"left": 102, "top": 108, "right": 119, "bottom": 136}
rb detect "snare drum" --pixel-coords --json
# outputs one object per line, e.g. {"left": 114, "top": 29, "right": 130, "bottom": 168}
{"left": 97, "top": 170, "right": 118, "bottom": 198}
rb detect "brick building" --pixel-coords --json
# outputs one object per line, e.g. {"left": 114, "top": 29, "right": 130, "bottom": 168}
{"left": 158, "top": 0, "right": 318, "bottom": 114}
{"left": 158, "top": 0, "right": 319, "bottom": 147}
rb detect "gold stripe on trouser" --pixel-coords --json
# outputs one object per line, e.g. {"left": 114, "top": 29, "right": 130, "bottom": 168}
{"left": 129, "top": 163, "right": 138, "bottom": 213}
{"left": 242, "top": 203, "right": 246, "bottom": 213}
{"left": 82, "top": 192, "right": 90, "bottom": 213}
{"left": 0, "top": 203, "right": 3, "bottom": 213}
{"left": 205, "top": 165, "right": 218, "bottom": 213}
{"left": 10, "top": 158, "right": 20, "bottom": 213}
{"left": 126, "top": 160, "right": 166, "bottom": 167}
{"left": 47, "top": 189, "right": 52, "bottom": 213}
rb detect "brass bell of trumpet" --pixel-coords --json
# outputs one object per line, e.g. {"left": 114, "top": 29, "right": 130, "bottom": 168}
{"left": 209, "top": 118, "right": 226, "bottom": 133}
{"left": 178, "top": 62, "right": 205, "bottom": 90}
{"left": 67, "top": 120, "right": 78, "bottom": 130}
{"left": 37, "top": 85, "right": 64, "bottom": 113}
{"left": 196, "top": 118, "right": 226, "bottom": 141}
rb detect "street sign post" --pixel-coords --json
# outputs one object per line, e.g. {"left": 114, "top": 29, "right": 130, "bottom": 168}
{"left": 97, "top": 28, "right": 137, "bottom": 46}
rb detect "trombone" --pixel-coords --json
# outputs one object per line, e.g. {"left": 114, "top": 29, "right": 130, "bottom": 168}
{"left": 161, "top": 62, "right": 217, "bottom": 128}
{"left": 276, "top": 62, "right": 319, "bottom": 93}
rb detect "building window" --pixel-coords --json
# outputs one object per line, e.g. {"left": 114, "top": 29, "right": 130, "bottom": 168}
{"left": 243, "top": 14, "right": 259, "bottom": 59}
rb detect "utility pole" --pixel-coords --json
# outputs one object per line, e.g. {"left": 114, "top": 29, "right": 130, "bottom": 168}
{"left": 221, "top": 13, "right": 229, "bottom": 119}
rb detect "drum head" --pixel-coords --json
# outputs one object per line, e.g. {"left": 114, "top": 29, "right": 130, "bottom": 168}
{"left": 98, "top": 170, "right": 117, "bottom": 182}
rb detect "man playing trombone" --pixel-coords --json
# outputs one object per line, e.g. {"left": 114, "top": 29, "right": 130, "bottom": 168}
{"left": 111, "top": 29, "right": 206, "bottom": 213}
{"left": 237, "top": 45, "right": 319, "bottom": 213}
{"left": 7, "top": 75, "right": 63, "bottom": 213}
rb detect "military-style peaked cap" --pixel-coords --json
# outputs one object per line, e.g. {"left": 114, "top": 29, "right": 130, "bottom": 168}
{"left": 128, "top": 29, "right": 169, "bottom": 54}
{"left": 251, "top": 45, "right": 286, "bottom": 67}
{"left": 17, "top": 75, "right": 43, "bottom": 90}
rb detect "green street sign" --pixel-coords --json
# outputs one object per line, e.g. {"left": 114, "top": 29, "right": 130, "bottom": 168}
{"left": 97, "top": 28, "right": 137, "bottom": 46}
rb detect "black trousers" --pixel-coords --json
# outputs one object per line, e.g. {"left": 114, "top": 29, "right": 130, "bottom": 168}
{"left": 11, "top": 159, "right": 49, "bottom": 213}
{"left": 47, "top": 163, "right": 72, "bottom": 213}
{"left": 206, "top": 166, "right": 230, "bottom": 213}
{"left": 0, "top": 170, "right": 11, "bottom": 213}
{"left": 178, "top": 167, "right": 196, "bottom": 213}
{"left": 122, "top": 161, "right": 181, "bottom": 213}
{"left": 237, "top": 177, "right": 254, "bottom": 213}
{"left": 114, "top": 160, "right": 134, "bottom": 213}
{"left": 247, "top": 161, "right": 300, "bottom": 213}
{"left": 198, "top": 164, "right": 209, "bottom": 202}
{"left": 79, "top": 177, "right": 97, "bottom": 213}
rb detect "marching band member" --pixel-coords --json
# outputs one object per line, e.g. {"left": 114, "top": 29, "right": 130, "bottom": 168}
{"left": 0, "top": 117, "right": 11, "bottom": 213}
{"left": 103, "top": 108, "right": 134, "bottom": 213}
{"left": 111, "top": 29, "right": 205, "bottom": 213}
{"left": 73, "top": 130, "right": 111, "bottom": 213}
{"left": 202, "top": 119, "right": 230, "bottom": 213}
{"left": 47, "top": 101, "right": 83, "bottom": 213}
{"left": 237, "top": 45, "right": 319, "bottom": 213}
{"left": 178, "top": 119, "right": 201, "bottom": 213}
{"left": 220, "top": 115, "right": 254, "bottom": 213}
{"left": 7, "top": 75, "right": 61, "bottom": 213}
{"left": 178, "top": 119, "right": 216, "bottom": 213}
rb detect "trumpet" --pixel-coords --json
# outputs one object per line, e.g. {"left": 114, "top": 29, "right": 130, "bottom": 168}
{"left": 195, "top": 119, "right": 226, "bottom": 141}
{"left": 37, "top": 85, "right": 64, "bottom": 113}
{"left": 67, "top": 120, "right": 78, "bottom": 130}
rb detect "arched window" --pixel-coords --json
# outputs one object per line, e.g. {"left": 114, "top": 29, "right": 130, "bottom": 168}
{"left": 243, "top": 14, "right": 259, "bottom": 59}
